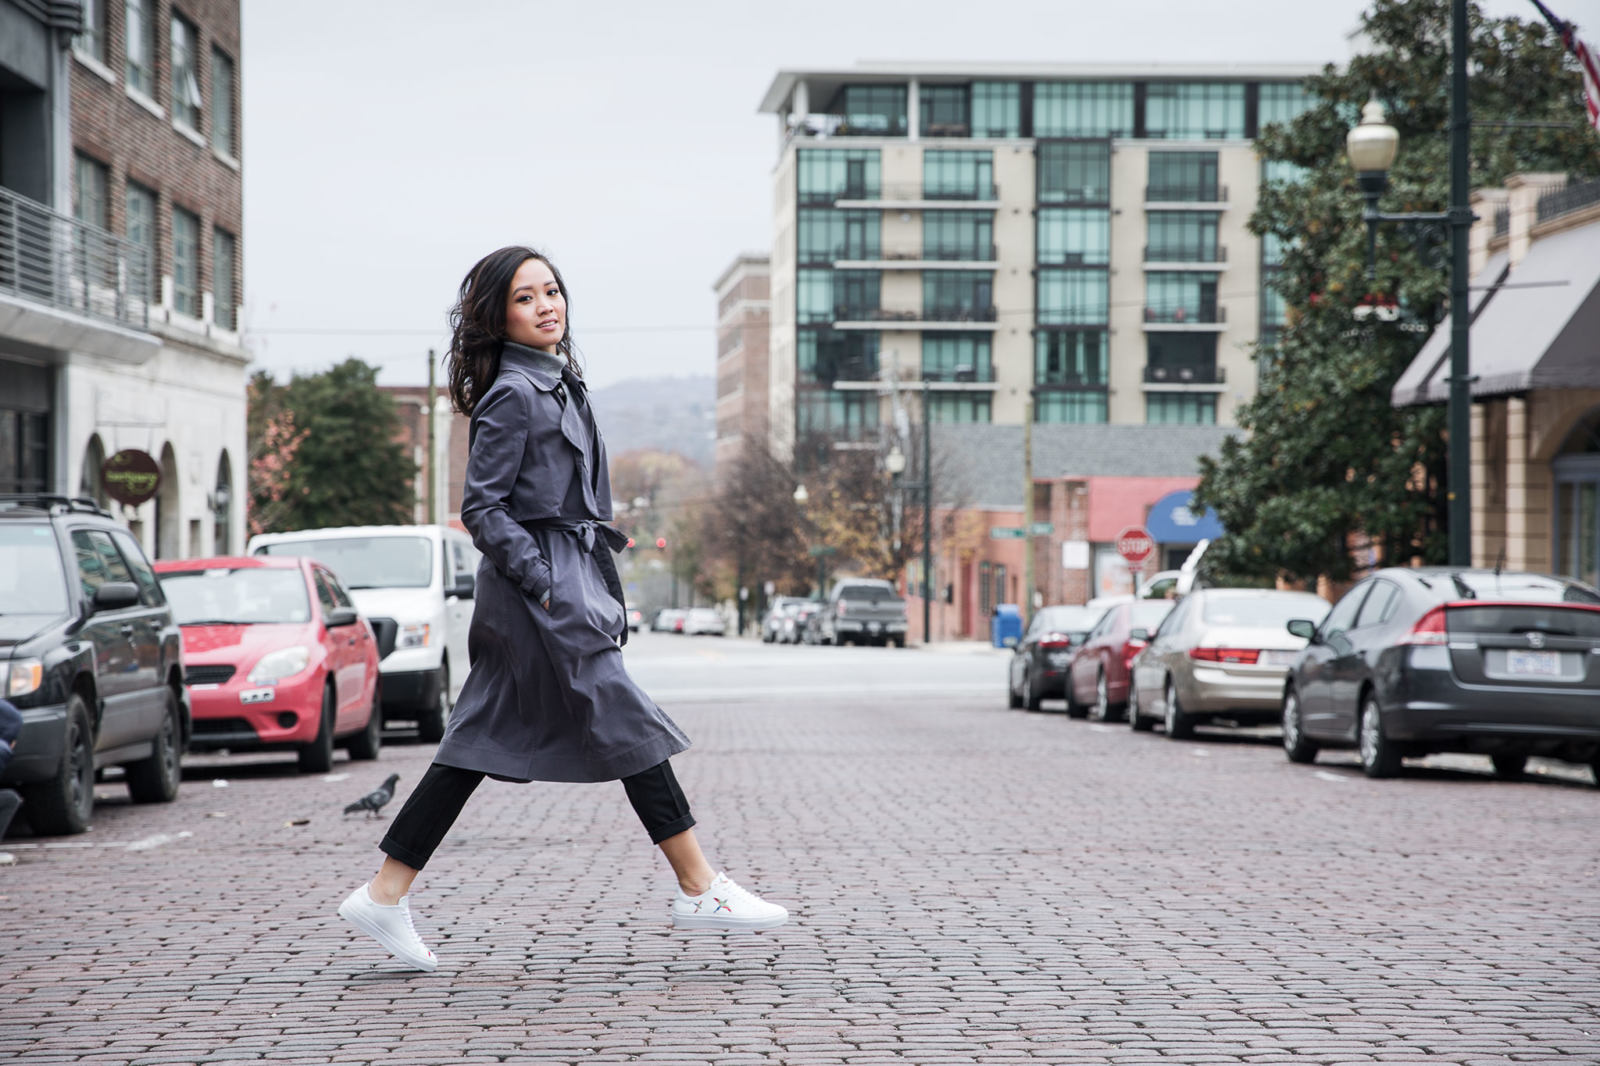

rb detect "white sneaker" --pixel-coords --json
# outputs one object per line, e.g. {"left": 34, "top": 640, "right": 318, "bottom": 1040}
{"left": 672, "top": 871, "right": 788, "bottom": 931}
{"left": 337, "top": 883, "right": 438, "bottom": 971}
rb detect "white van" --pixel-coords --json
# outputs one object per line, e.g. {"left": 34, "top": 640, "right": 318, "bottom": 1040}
{"left": 245, "top": 525, "right": 480, "bottom": 741}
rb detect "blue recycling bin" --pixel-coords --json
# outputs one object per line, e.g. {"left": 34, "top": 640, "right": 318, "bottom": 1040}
{"left": 991, "top": 603, "right": 1022, "bottom": 648}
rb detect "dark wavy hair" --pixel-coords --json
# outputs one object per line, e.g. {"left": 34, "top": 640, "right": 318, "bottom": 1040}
{"left": 445, "top": 245, "right": 579, "bottom": 415}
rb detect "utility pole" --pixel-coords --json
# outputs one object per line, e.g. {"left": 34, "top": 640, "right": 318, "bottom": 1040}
{"left": 1022, "top": 393, "right": 1034, "bottom": 627}
{"left": 921, "top": 378, "right": 933, "bottom": 646}
{"left": 425, "top": 348, "right": 437, "bottom": 525}
{"left": 1446, "top": 0, "right": 1472, "bottom": 566}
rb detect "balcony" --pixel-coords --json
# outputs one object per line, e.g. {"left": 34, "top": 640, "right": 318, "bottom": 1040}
{"left": 836, "top": 244, "right": 998, "bottom": 270}
{"left": 1143, "top": 363, "right": 1227, "bottom": 385}
{"left": 833, "top": 305, "right": 997, "bottom": 331}
{"left": 1142, "top": 244, "right": 1227, "bottom": 270}
{"left": 835, "top": 182, "right": 1000, "bottom": 209}
{"left": 920, "top": 364, "right": 997, "bottom": 384}
{"left": 0, "top": 185, "right": 159, "bottom": 363}
{"left": 1143, "top": 305, "right": 1227, "bottom": 331}
{"left": 1144, "top": 183, "right": 1229, "bottom": 208}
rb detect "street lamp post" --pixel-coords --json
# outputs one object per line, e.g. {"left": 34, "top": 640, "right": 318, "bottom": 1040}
{"left": 1346, "top": 0, "right": 1473, "bottom": 566}
{"left": 793, "top": 483, "right": 834, "bottom": 598}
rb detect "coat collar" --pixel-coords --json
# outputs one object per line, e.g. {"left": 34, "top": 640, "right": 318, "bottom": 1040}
{"left": 501, "top": 342, "right": 568, "bottom": 390}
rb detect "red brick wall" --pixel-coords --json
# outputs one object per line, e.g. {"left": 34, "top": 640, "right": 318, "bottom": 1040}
{"left": 69, "top": 1, "right": 243, "bottom": 316}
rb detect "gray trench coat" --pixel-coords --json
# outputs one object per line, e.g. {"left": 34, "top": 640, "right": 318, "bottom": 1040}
{"left": 433, "top": 343, "right": 689, "bottom": 783}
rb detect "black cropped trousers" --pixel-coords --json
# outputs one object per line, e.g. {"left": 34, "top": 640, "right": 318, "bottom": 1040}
{"left": 379, "top": 759, "right": 695, "bottom": 870}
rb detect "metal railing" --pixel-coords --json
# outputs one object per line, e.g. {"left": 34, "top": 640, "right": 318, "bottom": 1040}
{"left": 920, "top": 364, "right": 997, "bottom": 382}
{"left": 834, "top": 305, "right": 998, "bottom": 323}
{"left": 1536, "top": 178, "right": 1600, "bottom": 223}
{"left": 833, "top": 182, "right": 999, "bottom": 202}
{"left": 1144, "top": 305, "right": 1226, "bottom": 324}
{"left": 1144, "top": 363, "right": 1226, "bottom": 384}
{"left": 0, "top": 186, "right": 152, "bottom": 331}
{"left": 1143, "top": 243, "right": 1227, "bottom": 264}
{"left": 1145, "top": 183, "right": 1229, "bottom": 203}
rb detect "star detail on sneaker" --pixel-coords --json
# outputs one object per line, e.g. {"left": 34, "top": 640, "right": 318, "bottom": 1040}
{"left": 713, "top": 897, "right": 732, "bottom": 913}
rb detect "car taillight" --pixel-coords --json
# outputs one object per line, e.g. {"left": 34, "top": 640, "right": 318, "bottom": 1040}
{"left": 1121, "top": 639, "right": 1146, "bottom": 668}
{"left": 1039, "top": 632, "right": 1073, "bottom": 649}
{"left": 1398, "top": 605, "right": 1448, "bottom": 645}
{"left": 1189, "top": 647, "right": 1261, "bottom": 664}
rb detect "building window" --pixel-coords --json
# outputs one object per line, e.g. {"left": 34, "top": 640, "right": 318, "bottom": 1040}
{"left": 1146, "top": 333, "right": 1220, "bottom": 382}
{"left": 922, "top": 333, "right": 992, "bottom": 381}
{"left": 1145, "top": 82, "right": 1246, "bottom": 139}
{"left": 171, "top": 13, "right": 203, "bottom": 131}
{"left": 213, "top": 227, "right": 237, "bottom": 329}
{"left": 971, "top": 81, "right": 1020, "bottom": 138}
{"left": 1037, "top": 269, "right": 1108, "bottom": 326}
{"left": 0, "top": 409, "right": 52, "bottom": 493}
{"left": 75, "top": 0, "right": 108, "bottom": 63}
{"left": 1036, "top": 390, "right": 1108, "bottom": 424}
{"left": 1146, "top": 212, "right": 1220, "bottom": 262}
{"left": 798, "top": 330, "right": 879, "bottom": 385}
{"left": 74, "top": 154, "right": 110, "bottom": 230}
{"left": 1147, "top": 151, "right": 1220, "bottom": 201}
{"left": 1037, "top": 140, "right": 1110, "bottom": 204}
{"left": 124, "top": 181, "right": 157, "bottom": 272}
{"left": 797, "top": 209, "right": 880, "bottom": 263}
{"left": 1037, "top": 207, "right": 1109, "bottom": 265}
{"left": 1145, "top": 393, "right": 1217, "bottom": 424}
{"left": 920, "top": 84, "right": 970, "bottom": 137}
{"left": 832, "top": 84, "right": 908, "bottom": 136}
{"left": 796, "top": 268, "right": 835, "bottom": 324}
{"left": 923, "top": 270, "right": 994, "bottom": 321}
{"left": 1146, "top": 272, "right": 1219, "bottom": 323}
{"left": 797, "top": 388, "right": 879, "bottom": 440}
{"left": 923, "top": 150, "right": 994, "bottom": 200}
{"left": 172, "top": 206, "right": 200, "bottom": 317}
{"left": 125, "top": 0, "right": 156, "bottom": 98}
{"left": 1259, "top": 82, "right": 1316, "bottom": 131}
{"left": 923, "top": 211, "right": 993, "bottom": 260}
{"left": 1261, "top": 157, "right": 1308, "bottom": 186}
{"left": 1033, "top": 83, "right": 1134, "bottom": 137}
{"left": 926, "top": 394, "right": 991, "bottom": 423}
{"left": 797, "top": 149, "right": 880, "bottom": 203}
{"left": 1035, "top": 330, "right": 1107, "bottom": 386}
{"left": 834, "top": 269, "right": 880, "bottom": 320}
{"left": 211, "top": 47, "right": 237, "bottom": 156}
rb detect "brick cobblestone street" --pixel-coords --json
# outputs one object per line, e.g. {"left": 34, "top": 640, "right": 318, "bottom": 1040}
{"left": 4, "top": 635, "right": 1598, "bottom": 1065}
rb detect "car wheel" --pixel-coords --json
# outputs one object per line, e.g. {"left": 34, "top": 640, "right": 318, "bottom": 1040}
{"left": 417, "top": 659, "right": 452, "bottom": 743}
{"left": 1490, "top": 753, "right": 1527, "bottom": 779}
{"left": 1358, "top": 693, "right": 1401, "bottom": 779}
{"left": 346, "top": 682, "right": 383, "bottom": 761}
{"left": 126, "top": 686, "right": 183, "bottom": 804}
{"left": 891, "top": 635, "right": 905, "bottom": 648}
{"left": 1023, "top": 666, "right": 1043, "bottom": 712}
{"left": 1007, "top": 668, "right": 1023, "bottom": 709}
{"left": 298, "top": 685, "right": 337, "bottom": 774}
{"left": 1128, "top": 682, "right": 1153, "bottom": 732}
{"left": 1281, "top": 687, "right": 1318, "bottom": 764}
{"left": 1089, "top": 670, "right": 1114, "bottom": 722}
{"left": 24, "top": 692, "right": 96, "bottom": 836}
{"left": 1164, "top": 677, "right": 1194, "bottom": 739}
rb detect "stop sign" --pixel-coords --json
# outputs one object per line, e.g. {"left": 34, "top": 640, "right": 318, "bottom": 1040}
{"left": 1116, "top": 525, "right": 1155, "bottom": 567}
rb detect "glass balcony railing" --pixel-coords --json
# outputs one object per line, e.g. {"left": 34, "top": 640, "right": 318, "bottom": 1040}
{"left": 834, "top": 305, "right": 997, "bottom": 323}
{"left": 1144, "top": 363, "right": 1226, "bottom": 384}
{"left": 921, "top": 364, "right": 997, "bottom": 382}
{"left": 1145, "top": 183, "right": 1228, "bottom": 203}
{"left": 1143, "top": 243, "right": 1227, "bottom": 264}
{"left": 1144, "top": 305, "right": 1226, "bottom": 324}
{"left": 835, "top": 182, "right": 999, "bottom": 202}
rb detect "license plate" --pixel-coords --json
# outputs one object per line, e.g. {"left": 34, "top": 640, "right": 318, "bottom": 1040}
{"left": 868, "top": 623, "right": 881, "bottom": 633}
{"left": 1506, "top": 650, "right": 1559, "bottom": 677}
{"left": 1261, "top": 649, "right": 1298, "bottom": 667}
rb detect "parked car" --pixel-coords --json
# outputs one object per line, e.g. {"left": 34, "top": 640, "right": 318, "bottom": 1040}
{"left": 761, "top": 597, "right": 808, "bottom": 643}
{"left": 652, "top": 608, "right": 687, "bottom": 633}
{"left": 1066, "top": 598, "right": 1176, "bottom": 721}
{"left": 0, "top": 495, "right": 189, "bottom": 835}
{"left": 626, "top": 606, "right": 643, "bottom": 632}
{"left": 817, "top": 579, "right": 908, "bottom": 647}
{"left": 788, "top": 601, "right": 824, "bottom": 644}
{"left": 1006, "top": 605, "right": 1105, "bottom": 712}
{"left": 246, "top": 525, "right": 478, "bottom": 742}
{"left": 1280, "top": 567, "right": 1600, "bottom": 781}
{"left": 683, "top": 607, "right": 727, "bottom": 636}
{"left": 1128, "top": 587, "right": 1330, "bottom": 737}
{"left": 154, "top": 556, "right": 383, "bottom": 772}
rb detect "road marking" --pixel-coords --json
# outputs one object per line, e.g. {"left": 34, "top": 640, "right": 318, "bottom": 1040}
{"left": 322, "top": 772, "right": 350, "bottom": 782}
{"left": 1315, "top": 771, "right": 1347, "bottom": 782}
{"left": 1190, "top": 748, "right": 1211, "bottom": 756}
{"left": 8, "top": 830, "right": 195, "bottom": 852}
{"left": 126, "top": 831, "right": 193, "bottom": 851}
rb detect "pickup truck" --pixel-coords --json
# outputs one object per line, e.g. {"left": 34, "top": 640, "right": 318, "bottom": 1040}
{"left": 818, "top": 579, "right": 908, "bottom": 648}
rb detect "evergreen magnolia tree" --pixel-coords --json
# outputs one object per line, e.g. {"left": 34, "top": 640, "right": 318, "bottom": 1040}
{"left": 246, "top": 359, "right": 415, "bottom": 533}
{"left": 1194, "top": 0, "right": 1600, "bottom": 583}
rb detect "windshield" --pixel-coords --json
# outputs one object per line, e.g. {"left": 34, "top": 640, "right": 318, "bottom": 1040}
{"left": 839, "top": 583, "right": 896, "bottom": 600}
{"left": 258, "top": 536, "right": 433, "bottom": 589}
{"left": 1202, "top": 593, "right": 1327, "bottom": 627}
{"left": 0, "top": 524, "right": 69, "bottom": 615}
{"left": 1131, "top": 600, "right": 1175, "bottom": 629}
{"left": 160, "top": 567, "right": 311, "bottom": 624}
{"left": 1036, "top": 606, "right": 1101, "bottom": 632}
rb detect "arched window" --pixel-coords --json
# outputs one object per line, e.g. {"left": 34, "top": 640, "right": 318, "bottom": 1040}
{"left": 212, "top": 451, "right": 233, "bottom": 554}
{"left": 1553, "top": 410, "right": 1600, "bottom": 588}
{"left": 155, "top": 443, "right": 180, "bottom": 560}
{"left": 80, "top": 435, "right": 108, "bottom": 508}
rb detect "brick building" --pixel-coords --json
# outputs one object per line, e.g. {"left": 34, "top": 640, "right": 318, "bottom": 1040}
{"left": 712, "top": 254, "right": 771, "bottom": 479}
{"left": 1, "top": 0, "right": 248, "bottom": 557}
{"left": 379, "top": 384, "right": 466, "bottom": 530}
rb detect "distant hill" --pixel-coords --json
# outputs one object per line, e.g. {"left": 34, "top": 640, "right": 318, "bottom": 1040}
{"left": 589, "top": 374, "right": 715, "bottom": 468}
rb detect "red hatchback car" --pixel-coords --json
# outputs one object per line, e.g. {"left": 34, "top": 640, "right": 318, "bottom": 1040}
{"left": 153, "top": 556, "right": 382, "bottom": 773}
{"left": 1066, "top": 598, "right": 1177, "bottom": 721}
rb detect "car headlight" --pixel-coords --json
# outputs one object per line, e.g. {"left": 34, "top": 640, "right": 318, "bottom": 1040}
{"left": 395, "top": 623, "right": 431, "bottom": 649}
{"left": 248, "top": 646, "right": 311, "bottom": 684}
{"left": 4, "top": 658, "right": 43, "bottom": 698}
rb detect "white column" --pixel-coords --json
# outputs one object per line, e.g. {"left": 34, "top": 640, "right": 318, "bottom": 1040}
{"left": 908, "top": 78, "right": 919, "bottom": 141}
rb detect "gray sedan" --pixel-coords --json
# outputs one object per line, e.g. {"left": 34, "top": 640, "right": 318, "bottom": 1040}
{"left": 1128, "top": 588, "right": 1330, "bottom": 738}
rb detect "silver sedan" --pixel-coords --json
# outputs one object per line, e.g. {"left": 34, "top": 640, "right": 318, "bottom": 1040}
{"left": 1128, "top": 588, "right": 1330, "bottom": 738}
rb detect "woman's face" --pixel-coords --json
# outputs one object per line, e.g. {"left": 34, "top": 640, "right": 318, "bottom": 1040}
{"left": 504, "top": 257, "right": 566, "bottom": 353}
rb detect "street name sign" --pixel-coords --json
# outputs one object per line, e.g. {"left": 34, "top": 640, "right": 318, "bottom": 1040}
{"left": 990, "top": 527, "right": 1026, "bottom": 539}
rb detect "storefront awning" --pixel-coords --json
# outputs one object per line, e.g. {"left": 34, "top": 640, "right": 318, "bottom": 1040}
{"left": 1144, "top": 489, "right": 1224, "bottom": 543}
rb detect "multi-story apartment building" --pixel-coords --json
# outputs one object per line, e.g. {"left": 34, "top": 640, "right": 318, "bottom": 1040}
{"left": 1, "top": 0, "right": 248, "bottom": 557}
{"left": 712, "top": 253, "right": 771, "bottom": 477}
{"left": 757, "top": 63, "right": 1319, "bottom": 455}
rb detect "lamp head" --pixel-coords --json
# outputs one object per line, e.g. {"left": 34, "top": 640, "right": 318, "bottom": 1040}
{"left": 885, "top": 446, "right": 907, "bottom": 476}
{"left": 1347, "top": 96, "right": 1399, "bottom": 199}
{"left": 793, "top": 483, "right": 809, "bottom": 504}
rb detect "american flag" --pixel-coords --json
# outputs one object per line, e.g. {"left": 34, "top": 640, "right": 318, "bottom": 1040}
{"left": 1531, "top": 0, "right": 1600, "bottom": 133}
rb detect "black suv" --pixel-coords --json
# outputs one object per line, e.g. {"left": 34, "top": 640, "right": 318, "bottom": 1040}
{"left": 0, "top": 495, "right": 190, "bottom": 834}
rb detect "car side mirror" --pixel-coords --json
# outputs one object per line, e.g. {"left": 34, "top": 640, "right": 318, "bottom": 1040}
{"left": 450, "top": 572, "right": 476, "bottom": 600}
{"left": 92, "top": 582, "right": 140, "bottom": 612}
{"left": 1286, "top": 618, "right": 1318, "bottom": 642}
{"left": 1129, "top": 627, "right": 1149, "bottom": 642}
{"left": 325, "top": 605, "right": 360, "bottom": 628}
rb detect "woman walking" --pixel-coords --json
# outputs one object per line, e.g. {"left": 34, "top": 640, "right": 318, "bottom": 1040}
{"left": 338, "top": 247, "right": 787, "bottom": 971}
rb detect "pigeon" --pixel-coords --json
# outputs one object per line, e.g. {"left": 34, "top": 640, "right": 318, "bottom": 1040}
{"left": 343, "top": 774, "right": 400, "bottom": 818}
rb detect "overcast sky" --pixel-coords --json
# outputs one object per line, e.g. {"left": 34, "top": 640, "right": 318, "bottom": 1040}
{"left": 239, "top": 0, "right": 1599, "bottom": 391}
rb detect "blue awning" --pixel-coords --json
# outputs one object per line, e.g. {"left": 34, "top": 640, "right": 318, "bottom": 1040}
{"left": 1146, "top": 489, "right": 1224, "bottom": 543}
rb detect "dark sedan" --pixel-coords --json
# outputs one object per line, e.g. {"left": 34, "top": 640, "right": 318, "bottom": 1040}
{"left": 1006, "top": 605, "right": 1105, "bottom": 711}
{"left": 1280, "top": 567, "right": 1600, "bottom": 781}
